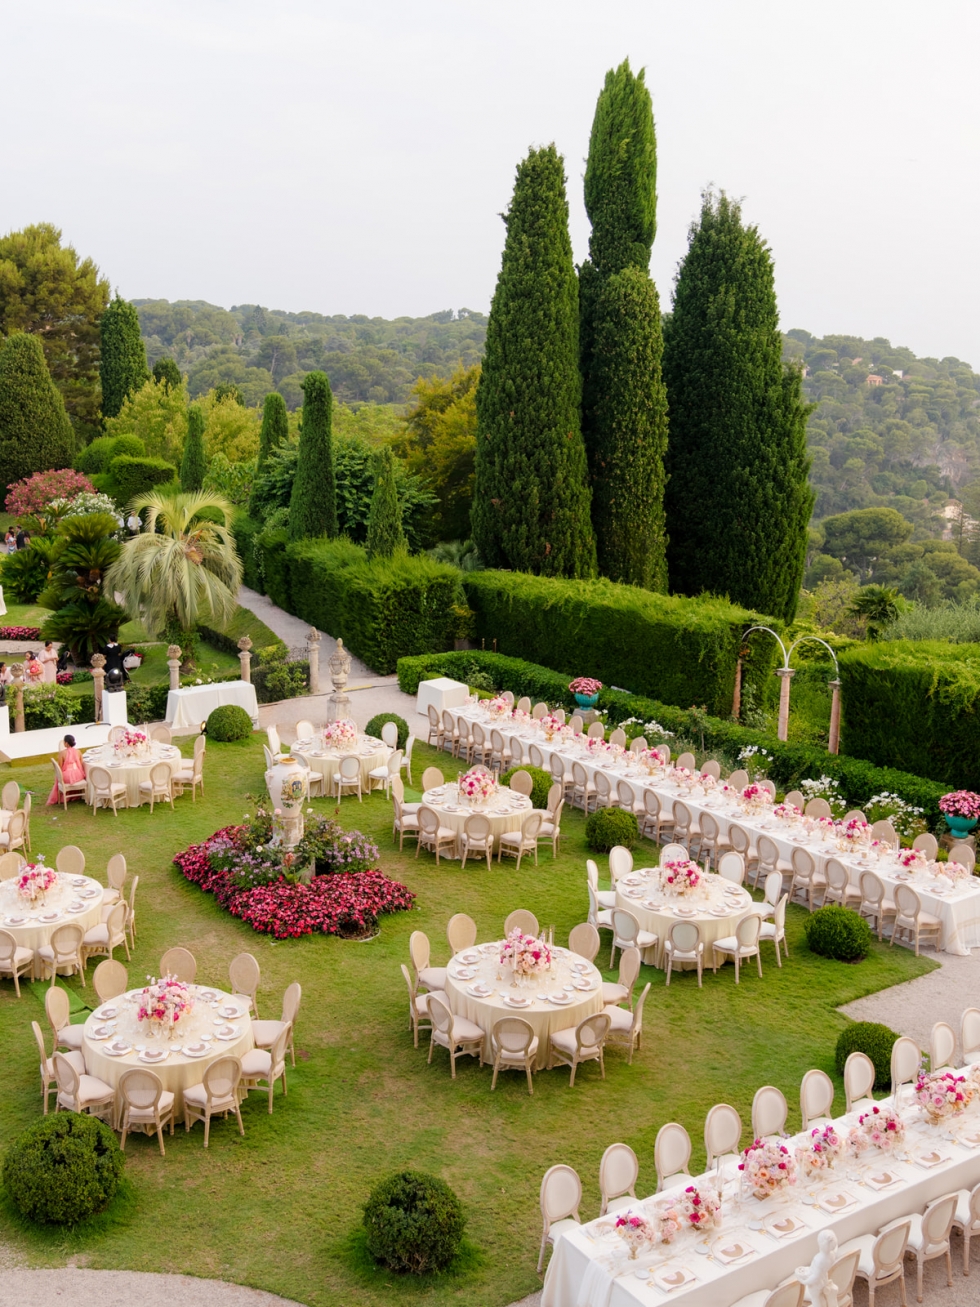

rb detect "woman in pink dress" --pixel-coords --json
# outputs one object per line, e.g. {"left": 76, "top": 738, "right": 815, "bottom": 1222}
{"left": 47, "top": 734, "right": 86, "bottom": 806}
{"left": 40, "top": 641, "right": 58, "bottom": 683}
{"left": 25, "top": 652, "right": 43, "bottom": 684}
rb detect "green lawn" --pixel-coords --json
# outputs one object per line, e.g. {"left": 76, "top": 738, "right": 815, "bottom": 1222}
{"left": 0, "top": 736, "right": 935, "bottom": 1305}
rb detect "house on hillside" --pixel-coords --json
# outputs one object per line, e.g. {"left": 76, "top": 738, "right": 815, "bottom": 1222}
{"left": 866, "top": 374, "right": 884, "bottom": 386}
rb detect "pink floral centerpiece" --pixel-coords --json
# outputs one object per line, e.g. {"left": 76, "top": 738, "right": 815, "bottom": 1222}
{"left": 741, "top": 783, "right": 773, "bottom": 813}
{"left": 539, "top": 713, "right": 564, "bottom": 739}
{"left": 614, "top": 1212, "right": 652, "bottom": 1258}
{"left": 739, "top": 1138, "right": 797, "bottom": 1199}
{"left": 586, "top": 735, "right": 611, "bottom": 757}
{"left": 640, "top": 748, "right": 665, "bottom": 773}
{"left": 659, "top": 858, "right": 701, "bottom": 895}
{"left": 114, "top": 728, "right": 150, "bottom": 759}
{"left": 836, "top": 818, "right": 870, "bottom": 849}
{"left": 914, "top": 1070, "right": 973, "bottom": 1124}
{"left": 931, "top": 859, "right": 971, "bottom": 884}
{"left": 323, "top": 719, "right": 358, "bottom": 752}
{"left": 486, "top": 694, "right": 511, "bottom": 719}
{"left": 137, "top": 974, "right": 193, "bottom": 1038}
{"left": 17, "top": 858, "right": 57, "bottom": 904}
{"left": 458, "top": 767, "right": 496, "bottom": 806}
{"left": 678, "top": 1185, "right": 722, "bottom": 1233}
{"left": 795, "top": 1125, "right": 843, "bottom": 1178}
{"left": 848, "top": 1105, "right": 905, "bottom": 1154}
{"left": 897, "top": 847, "right": 926, "bottom": 872}
{"left": 499, "top": 929, "right": 551, "bottom": 977}
{"left": 772, "top": 802, "right": 802, "bottom": 821}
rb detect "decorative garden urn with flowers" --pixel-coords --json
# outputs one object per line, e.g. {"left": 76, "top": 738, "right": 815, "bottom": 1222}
{"left": 264, "top": 757, "right": 308, "bottom": 848}
{"left": 939, "top": 790, "right": 980, "bottom": 838}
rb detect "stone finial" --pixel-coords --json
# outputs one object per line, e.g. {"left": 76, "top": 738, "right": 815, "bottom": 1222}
{"left": 90, "top": 653, "right": 106, "bottom": 670}
{"left": 237, "top": 636, "right": 253, "bottom": 652}
{"left": 167, "top": 645, "right": 182, "bottom": 661}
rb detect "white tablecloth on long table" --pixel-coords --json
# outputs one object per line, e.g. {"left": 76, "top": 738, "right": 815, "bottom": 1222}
{"left": 83, "top": 984, "right": 255, "bottom": 1124}
{"left": 615, "top": 872, "right": 753, "bottom": 969}
{"left": 416, "top": 677, "right": 469, "bottom": 719}
{"left": 421, "top": 784, "right": 534, "bottom": 857}
{"left": 543, "top": 1094, "right": 980, "bottom": 1307}
{"left": 83, "top": 742, "right": 183, "bottom": 807}
{"left": 165, "top": 680, "right": 258, "bottom": 729}
{"left": 444, "top": 942, "right": 604, "bottom": 1069}
{"left": 0, "top": 871, "right": 104, "bottom": 978}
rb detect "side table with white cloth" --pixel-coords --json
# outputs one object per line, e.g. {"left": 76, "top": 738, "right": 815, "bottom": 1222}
{"left": 444, "top": 943, "right": 604, "bottom": 1070}
{"left": 543, "top": 1093, "right": 980, "bottom": 1307}
{"left": 0, "top": 870, "right": 104, "bottom": 978}
{"left": 83, "top": 984, "right": 255, "bottom": 1125}
{"left": 421, "top": 784, "right": 533, "bottom": 858}
{"left": 416, "top": 677, "right": 470, "bottom": 719}
{"left": 291, "top": 734, "right": 391, "bottom": 795}
{"left": 82, "top": 742, "right": 184, "bottom": 808}
{"left": 616, "top": 871, "right": 753, "bottom": 969}
{"left": 165, "top": 680, "right": 258, "bottom": 729}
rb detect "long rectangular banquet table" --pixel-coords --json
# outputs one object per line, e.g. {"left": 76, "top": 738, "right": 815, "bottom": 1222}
{"left": 542, "top": 1096, "right": 980, "bottom": 1307}
{"left": 165, "top": 679, "right": 258, "bottom": 729}
{"left": 453, "top": 705, "right": 980, "bottom": 956}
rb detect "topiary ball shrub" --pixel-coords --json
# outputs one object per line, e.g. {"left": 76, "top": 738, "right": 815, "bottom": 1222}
{"left": 500, "top": 765, "right": 552, "bottom": 811}
{"left": 585, "top": 806, "right": 638, "bottom": 853}
{"left": 205, "top": 704, "right": 253, "bottom": 741}
{"left": 803, "top": 905, "right": 873, "bottom": 962}
{"left": 3, "top": 1113, "right": 125, "bottom": 1225}
{"left": 835, "top": 1021, "right": 899, "bottom": 1091}
{"left": 366, "top": 712, "right": 409, "bottom": 750}
{"left": 363, "top": 1170, "right": 466, "bottom": 1275}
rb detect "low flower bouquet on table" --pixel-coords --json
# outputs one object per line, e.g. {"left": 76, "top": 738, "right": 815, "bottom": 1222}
{"left": 931, "top": 859, "right": 971, "bottom": 884}
{"left": 897, "top": 847, "right": 926, "bottom": 872}
{"left": 486, "top": 694, "right": 512, "bottom": 719}
{"left": 848, "top": 1105, "right": 905, "bottom": 1154}
{"left": 137, "top": 974, "right": 193, "bottom": 1038}
{"left": 539, "top": 713, "right": 564, "bottom": 740}
{"left": 586, "top": 735, "right": 611, "bottom": 757}
{"left": 772, "top": 802, "right": 802, "bottom": 822}
{"left": 640, "top": 748, "right": 665, "bottom": 774}
{"left": 914, "top": 1070, "right": 973, "bottom": 1124}
{"left": 114, "top": 728, "right": 150, "bottom": 759}
{"left": 511, "top": 708, "right": 531, "bottom": 727}
{"left": 739, "top": 1138, "right": 797, "bottom": 1199}
{"left": 811, "top": 815, "right": 837, "bottom": 840}
{"left": 673, "top": 765, "right": 693, "bottom": 787}
{"left": 836, "top": 818, "right": 870, "bottom": 850}
{"left": 678, "top": 1185, "right": 722, "bottom": 1233}
{"left": 659, "top": 858, "right": 701, "bottom": 896}
{"left": 16, "top": 858, "right": 57, "bottom": 904}
{"left": 323, "top": 719, "right": 358, "bottom": 752}
{"left": 458, "top": 767, "right": 496, "bottom": 806}
{"left": 614, "top": 1212, "right": 652, "bottom": 1258}
{"left": 499, "top": 929, "right": 551, "bottom": 978}
{"left": 740, "top": 783, "right": 773, "bottom": 813}
{"left": 795, "top": 1125, "right": 843, "bottom": 1178}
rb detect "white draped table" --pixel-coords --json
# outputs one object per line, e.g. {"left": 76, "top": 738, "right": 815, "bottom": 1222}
{"left": 444, "top": 942, "right": 604, "bottom": 1069}
{"left": 615, "top": 872, "right": 753, "bottom": 969}
{"left": 83, "top": 742, "right": 183, "bottom": 807}
{"left": 0, "top": 870, "right": 104, "bottom": 978}
{"left": 291, "top": 734, "right": 391, "bottom": 794}
{"left": 165, "top": 680, "right": 258, "bottom": 729}
{"left": 421, "top": 783, "right": 534, "bottom": 857}
{"left": 543, "top": 1096, "right": 980, "bottom": 1307}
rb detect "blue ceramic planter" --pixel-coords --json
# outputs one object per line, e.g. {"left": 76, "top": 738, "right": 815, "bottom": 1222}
{"left": 945, "top": 814, "right": 978, "bottom": 838}
{"left": 574, "top": 692, "right": 600, "bottom": 708}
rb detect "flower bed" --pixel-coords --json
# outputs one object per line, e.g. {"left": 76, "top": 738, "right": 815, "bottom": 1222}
{"left": 174, "top": 822, "right": 413, "bottom": 940}
{"left": 0, "top": 626, "right": 42, "bottom": 641}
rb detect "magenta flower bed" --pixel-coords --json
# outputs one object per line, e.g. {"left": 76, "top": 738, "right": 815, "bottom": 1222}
{"left": 0, "top": 626, "right": 42, "bottom": 640}
{"left": 174, "top": 825, "right": 415, "bottom": 940}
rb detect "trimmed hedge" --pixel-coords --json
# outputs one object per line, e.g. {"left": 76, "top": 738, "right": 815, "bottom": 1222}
{"left": 363, "top": 1170, "right": 465, "bottom": 1275}
{"left": 500, "top": 764, "right": 552, "bottom": 810}
{"left": 231, "top": 513, "right": 263, "bottom": 591}
{"left": 586, "top": 807, "right": 638, "bottom": 852}
{"left": 3, "top": 1113, "right": 124, "bottom": 1224}
{"left": 835, "top": 1021, "right": 898, "bottom": 1091}
{"left": 839, "top": 642, "right": 967, "bottom": 788}
{"left": 803, "top": 906, "right": 873, "bottom": 961}
{"left": 205, "top": 704, "right": 253, "bottom": 740}
{"left": 461, "top": 570, "right": 777, "bottom": 717}
{"left": 96, "top": 454, "right": 178, "bottom": 504}
{"left": 396, "top": 650, "right": 950, "bottom": 828}
{"left": 366, "top": 713, "right": 410, "bottom": 750}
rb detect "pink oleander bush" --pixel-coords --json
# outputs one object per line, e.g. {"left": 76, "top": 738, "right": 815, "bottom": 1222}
{"left": 174, "top": 824, "right": 414, "bottom": 939}
{"left": 5, "top": 470, "right": 95, "bottom": 516}
{"left": 0, "top": 626, "right": 42, "bottom": 640}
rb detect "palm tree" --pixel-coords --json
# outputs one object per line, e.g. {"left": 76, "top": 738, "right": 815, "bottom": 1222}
{"left": 105, "top": 489, "right": 242, "bottom": 659}
{"left": 849, "top": 584, "right": 902, "bottom": 639}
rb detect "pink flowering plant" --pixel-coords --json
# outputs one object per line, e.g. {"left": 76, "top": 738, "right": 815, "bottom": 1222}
{"left": 569, "top": 677, "right": 602, "bottom": 697}
{"left": 739, "top": 1138, "right": 797, "bottom": 1198}
{"left": 914, "top": 1070, "right": 973, "bottom": 1124}
{"left": 939, "top": 790, "right": 980, "bottom": 820}
{"left": 499, "top": 929, "right": 551, "bottom": 975}
{"left": 795, "top": 1125, "right": 843, "bottom": 1178}
{"left": 4, "top": 469, "right": 95, "bottom": 516}
{"left": 0, "top": 626, "right": 42, "bottom": 641}
{"left": 16, "top": 858, "right": 57, "bottom": 903}
{"left": 659, "top": 858, "right": 701, "bottom": 895}
{"left": 848, "top": 1105, "right": 905, "bottom": 1154}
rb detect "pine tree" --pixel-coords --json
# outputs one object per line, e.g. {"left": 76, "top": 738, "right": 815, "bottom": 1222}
{"left": 366, "top": 447, "right": 406, "bottom": 559}
{"left": 288, "top": 370, "right": 337, "bottom": 540}
{"left": 180, "top": 404, "right": 206, "bottom": 492}
{"left": 152, "top": 358, "right": 182, "bottom": 392}
{"left": 0, "top": 332, "right": 75, "bottom": 486}
{"left": 472, "top": 145, "right": 595, "bottom": 577}
{"left": 99, "top": 295, "right": 149, "bottom": 419}
{"left": 663, "top": 192, "right": 814, "bottom": 622}
{"left": 580, "top": 60, "right": 669, "bottom": 589}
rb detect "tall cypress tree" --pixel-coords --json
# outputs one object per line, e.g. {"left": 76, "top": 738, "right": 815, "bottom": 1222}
{"left": 256, "top": 391, "right": 288, "bottom": 475}
{"left": 366, "top": 447, "right": 406, "bottom": 559}
{"left": 180, "top": 404, "right": 206, "bottom": 492}
{"left": 0, "top": 332, "right": 75, "bottom": 484}
{"left": 100, "top": 295, "right": 149, "bottom": 419}
{"left": 663, "top": 192, "right": 813, "bottom": 622}
{"left": 288, "top": 370, "right": 337, "bottom": 540}
{"left": 580, "top": 60, "right": 669, "bottom": 590}
{"left": 472, "top": 145, "right": 596, "bottom": 577}
{"left": 152, "top": 357, "right": 182, "bottom": 392}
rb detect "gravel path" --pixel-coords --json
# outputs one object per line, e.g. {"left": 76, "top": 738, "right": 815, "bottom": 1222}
{"left": 840, "top": 945, "right": 980, "bottom": 1050}
{"left": 0, "top": 1268, "right": 305, "bottom": 1307}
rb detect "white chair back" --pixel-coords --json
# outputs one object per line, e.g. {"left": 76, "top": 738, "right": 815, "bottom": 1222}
{"left": 654, "top": 1122, "right": 691, "bottom": 1190}
{"left": 930, "top": 1020, "right": 955, "bottom": 1071}
{"left": 381, "top": 721, "right": 398, "bottom": 747}
{"left": 961, "top": 1007, "right": 980, "bottom": 1060}
{"left": 751, "top": 1084, "right": 788, "bottom": 1138}
{"left": 717, "top": 851, "right": 745, "bottom": 884}
{"left": 704, "top": 1103, "right": 742, "bottom": 1165}
{"left": 599, "top": 1143, "right": 637, "bottom": 1213}
{"left": 447, "top": 913, "right": 477, "bottom": 955}
{"left": 800, "top": 1068, "right": 834, "bottom": 1127}
{"left": 568, "top": 923, "right": 599, "bottom": 961}
{"left": 504, "top": 909, "right": 539, "bottom": 937}
{"left": 608, "top": 846, "right": 633, "bottom": 882}
{"left": 56, "top": 845, "right": 85, "bottom": 876}
{"left": 843, "top": 1050, "right": 875, "bottom": 1111}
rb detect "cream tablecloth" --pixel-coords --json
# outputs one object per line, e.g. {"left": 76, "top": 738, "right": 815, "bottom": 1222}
{"left": 83, "top": 984, "right": 255, "bottom": 1124}
{"left": 543, "top": 1094, "right": 980, "bottom": 1307}
{"left": 83, "top": 742, "right": 183, "bottom": 807}
{"left": 0, "top": 870, "right": 104, "bottom": 978}
{"left": 165, "top": 680, "right": 258, "bottom": 729}
{"left": 444, "top": 942, "right": 604, "bottom": 1069}
{"left": 421, "top": 784, "right": 534, "bottom": 857}
{"left": 292, "top": 734, "right": 390, "bottom": 794}
{"left": 615, "top": 871, "right": 753, "bottom": 969}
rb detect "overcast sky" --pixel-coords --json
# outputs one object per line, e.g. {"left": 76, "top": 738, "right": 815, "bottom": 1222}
{"left": 5, "top": 1, "right": 979, "bottom": 365}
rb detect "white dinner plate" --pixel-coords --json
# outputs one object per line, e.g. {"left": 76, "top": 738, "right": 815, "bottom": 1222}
{"left": 72, "top": 877, "right": 87, "bottom": 887}
{"left": 139, "top": 1050, "right": 168, "bottom": 1063}
{"left": 215, "top": 1026, "right": 239, "bottom": 1040}
{"left": 459, "top": 951, "right": 480, "bottom": 964}
{"left": 68, "top": 902, "right": 85, "bottom": 912}
{"left": 40, "top": 912, "right": 61, "bottom": 923}
{"left": 184, "top": 1042, "right": 210, "bottom": 1058}
{"left": 503, "top": 995, "right": 531, "bottom": 1008}
{"left": 572, "top": 981, "right": 595, "bottom": 992}
{"left": 104, "top": 1043, "right": 132, "bottom": 1057}
{"left": 217, "top": 1005, "right": 242, "bottom": 1019}
{"left": 452, "top": 968, "right": 475, "bottom": 980}
{"left": 91, "top": 1025, "right": 114, "bottom": 1040}
{"left": 5, "top": 916, "right": 26, "bottom": 925}
{"left": 79, "top": 888, "right": 99, "bottom": 899}
{"left": 197, "top": 989, "right": 218, "bottom": 1001}
{"left": 467, "top": 985, "right": 492, "bottom": 998}
{"left": 548, "top": 993, "right": 573, "bottom": 1005}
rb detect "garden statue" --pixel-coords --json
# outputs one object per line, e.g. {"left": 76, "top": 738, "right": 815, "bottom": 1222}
{"left": 326, "top": 637, "right": 352, "bottom": 723}
{"left": 796, "top": 1230, "right": 839, "bottom": 1307}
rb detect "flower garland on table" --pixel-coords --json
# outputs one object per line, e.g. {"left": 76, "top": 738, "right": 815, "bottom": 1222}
{"left": 114, "top": 728, "right": 149, "bottom": 758}
{"left": 137, "top": 974, "right": 193, "bottom": 1029}
{"left": 739, "top": 1138, "right": 797, "bottom": 1199}
{"left": 939, "top": 790, "right": 980, "bottom": 820}
{"left": 323, "top": 719, "right": 357, "bottom": 751}
{"left": 458, "top": 767, "right": 496, "bottom": 805}
{"left": 914, "top": 1070, "right": 973, "bottom": 1124}
{"left": 848, "top": 1105, "right": 905, "bottom": 1153}
{"left": 659, "top": 858, "right": 701, "bottom": 895}
{"left": 485, "top": 694, "right": 512, "bottom": 719}
{"left": 795, "top": 1125, "right": 843, "bottom": 1178}
{"left": 16, "top": 858, "right": 57, "bottom": 902}
{"left": 499, "top": 929, "right": 551, "bottom": 975}
{"left": 772, "top": 802, "right": 802, "bottom": 821}
{"left": 569, "top": 676, "right": 602, "bottom": 697}
{"left": 930, "top": 859, "right": 971, "bottom": 883}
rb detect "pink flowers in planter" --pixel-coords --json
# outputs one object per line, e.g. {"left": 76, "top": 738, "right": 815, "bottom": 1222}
{"left": 939, "top": 790, "right": 980, "bottom": 819}
{"left": 568, "top": 677, "right": 602, "bottom": 697}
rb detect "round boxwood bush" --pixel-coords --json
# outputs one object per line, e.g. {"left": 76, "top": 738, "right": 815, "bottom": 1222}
{"left": 3, "top": 1113, "right": 124, "bottom": 1225}
{"left": 366, "top": 712, "right": 409, "bottom": 750}
{"left": 835, "top": 1021, "right": 899, "bottom": 1091}
{"left": 500, "top": 765, "right": 552, "bottom": 811}
{"left": 205, "top": 703, "right": 253, "bottom": 741}
{"left": 363, "top": 1170, "right": 465, "bottom": 1275}
{"left": 803, "top": 905, "right": 873, "bottom": 962}
{"left": 585, "top": 806, "right": 638, "bottom": 853}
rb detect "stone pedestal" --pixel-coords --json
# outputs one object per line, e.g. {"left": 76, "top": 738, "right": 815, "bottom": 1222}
{"left": 237, "top": 636, "right": 253, "bottom": 684}
{"left": 776, "top": 667, "right": 796, "bottom": 742}
{"left": 325, "top": 637, "right": 352, "bottom": 723}
{"left": 10, "top": 663, "right": 25, "bottom": 733}
{"left": 90, "top": 653, "right": 106, "bottom": 724}
{"left": 307, "top": 628, "right": 321, "bottom": 696}
{"left": 167, "top": 645, "right": 182, "bottom": 692}
{"left": 828, "top": 679, "right": 841, "bottom": 755}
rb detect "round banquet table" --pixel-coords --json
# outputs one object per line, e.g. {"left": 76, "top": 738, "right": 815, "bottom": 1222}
{"left": 420, "top": 785, "right": 534, "bottom": 857}
{"left": 0, "top": 870, "right": 105, "bottom": 978}
{"left": 291, "top": 734, "right": 390, "bottom": 794}
{"left": 443, "top": 942, "right": 604, "bottom": 1069}
{"left": 83, "top": 984, "right": 255, "bottom": 1124}
{"left": 82, "top": 742, "right": 184, "bottom": 808}
{"left": 615, "top": 869, "right": 754, "bottom": 969}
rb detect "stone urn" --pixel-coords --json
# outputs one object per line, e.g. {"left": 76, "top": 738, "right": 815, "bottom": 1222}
{"left": 265, "top": 758, "right": 309, "bottom": 848}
